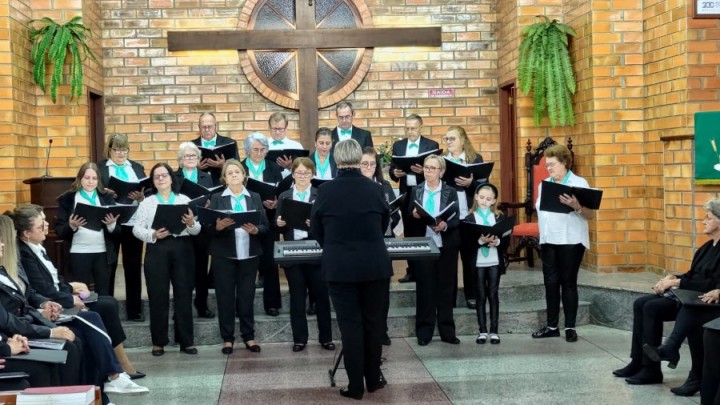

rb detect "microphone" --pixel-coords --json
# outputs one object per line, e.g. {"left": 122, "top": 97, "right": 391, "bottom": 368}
{"left": 43, "top": 139, "right": 53, "bottom": 178}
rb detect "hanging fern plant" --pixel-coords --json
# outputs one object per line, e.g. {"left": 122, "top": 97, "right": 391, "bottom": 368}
{"left": 518, "top": 16, "right": 577, "bottom": 127}
{"left": 29, "top": 16, "right": 98, "bottom": 103}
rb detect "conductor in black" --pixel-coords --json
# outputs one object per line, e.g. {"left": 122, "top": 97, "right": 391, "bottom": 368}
{"left": 310, "top": 139, "right": 392, "bottom": 400}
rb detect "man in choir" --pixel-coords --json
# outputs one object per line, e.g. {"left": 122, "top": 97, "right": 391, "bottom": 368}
{"left": 389, "top": 114, "right": 439, "bottom": 283}
{"left": 192, "top": 112, "right": 240, "bottom": 185}
{"left": 267, "top": 112, "right": 303, "bottom": 174}
{"left": 311, "top": 139, "right": 391, "bottom": 400}
{"left": 331, "top": 101, "right": 373, "bottom": 149}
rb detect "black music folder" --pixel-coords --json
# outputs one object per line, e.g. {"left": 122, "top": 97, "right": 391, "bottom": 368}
{"left": 197, "top": 207, "right": 262, "bottom": 229}
{"left": 107, "top": 204, "right": 138, "bottom": 225}
{"left": 275, "top": 175, "right": 294, "bottom": 197}
{"left": 0, "top": 371, "right": 30, "bottom": 380}
{"left": 279, "top": 199, "right": 313, "bottom": 231}
{"left": 178, "top": 179, "right": 223, "bottom": 200}
{"left": 539, "top": 181, "right": 603, "bottom": 214}
{"left": 107, "top": 176, "right": 153, "bottom": 204}
{"left": 704, "top": 317, "right": 720, "bottom": 331}
{"left": 7, "top": 349, "right": 68, "bottom": 364}
{"left": 187, "top": 195, "right": 210, "bottom": 215}
{"left": 246, "top": 178, "right": 277, "bottom": 201}
{"left": 265, "top": 149, "right": 310, "bottom": 163}
{"left": 389, "top": 192, "right": 406, "bottom": 215}
{"left": 199, "top": 142, "right": 237, "bottom": 161}
{"left": 311, "top": 178, "right": 332, "bottom": 189}
{"left": 668, "top": 288, "right": 720, "bottom": 307}
{"left": 460, "top": 216, "right": 516, "bottom": 239}
{"left": 28, "top": 338, "right": 67, "bottom": 351}
{"left": 72, "top": 203, "right": 106, "bottom": 232}
{"left": 391, "top": 149, "right": 442, "bottom": 172}
{"left": 82, "top": 292, "right": 99, "bottom": 304}
{"left": 442, "top": 160, "right": 494, "bottom": 182}
{"left": 151, "top": 204, "right": 189, "bottom": 235}
{"left": 412, "top": 200, "right": 457, "bottom": 227}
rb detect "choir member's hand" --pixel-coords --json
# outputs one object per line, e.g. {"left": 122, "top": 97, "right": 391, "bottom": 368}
{"left": 559, "top": 193, "right": 581, "bottom": 210}
{"left": 105, "top": 188, "right": 118, "bottom": 199}
{"left": 701, "top": 289, "right": 720, "bottom": 304}
{"left": 204, "top": 199, "right": 211, "bottom": 208}
{"left": 198, "top": 158, "right": 211, "bottom": 170}
{"left": 410, "top": 163, "right": 424, "bottom": 174}
{"left": 433, "top": 220, "right": 447, "bottom": 233}
{"left": 276, "top": 216, "right": 287, "bottom": 228}
{"left": 263, "top": 199, "right": 277, "bottom": 209}
{"left": 480, "top": 234, "right": 496, "bottom": 245}
{"left": 102, "top": 213, "right": 120, "bottom": 226}
{"left": 305, "top": 219, "right": 311, "bottom": 227}
{"left": 412, "top": 208, "right": 420, "bottom": 219}
{"left": 455, "top": 174, "right": 473, "bottom": 187}
{"left": 215, "top": 218, "right": 235, "bottom": 231}
{"left": 50, "top": 326, "right": 75, "bottom": 341}
{"left": 128, "top": 189, "right": 145, "bottom": 202}
{"left": 182, "top": 209, "right": 195, "bottom": 228}
{"left": 241, "top": 223, "right": 259, "bottom": 235}
{"left": 8, "top": 335, "right": 29, "bottom": 354}
{"left": 207, "top": 154, "right": 226, "bottom": 168}
{"left": 154, "top": 228, "right": 170, "bottom": 240}
{"left": 69, "top": 214, "right": 87, "bottom": 231}
{"left": 393, "top": 168, "right": 406, "bottom": 178}
{"left": 277, "top": 155, "right": 293, "bottom": 169}
{"left": 69, "top": 282, "right": 89, "bottom": 295}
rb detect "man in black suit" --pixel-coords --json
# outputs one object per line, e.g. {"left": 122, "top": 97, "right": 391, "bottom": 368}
{"left": 310, "top": 139, "right": 392, "bottom": 400}
{"left": 389, "top": 114, "right": 440, "bottom": 283}
{"left": 331, "top": 101, "right": 373, "bottom": 149}
{"left": 192, "top": 112, "right": 240, "bottom": 185}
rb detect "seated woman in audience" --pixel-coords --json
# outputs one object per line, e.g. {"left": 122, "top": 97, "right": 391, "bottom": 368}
{"left": 10, "top": 208, "right": 143, "bottom": 379}
{"left": 310, "top": 127, "right": 336, "bottom": 181}
{"left": 702, "top": 310, "right": 720, "bottom": 405}
{"left": 207, "top": 159, "right": 268, "bottom": 354}
{"left": 613, "top": 198, "right": 720, "bottom": 387}
{"left": 133, "top": 162, "right": 201, "bottom": 356}
{"left": 0, "top": 332, "right": 58, "bottom": 390}
{"left": 276, "top": 157, "right": 334, "bottom": 352}
{"left": 173, "top": 141, "right": 215, "bottom": 320}
{"left": 55, "top": 162, "right": 120, "bottom": 295}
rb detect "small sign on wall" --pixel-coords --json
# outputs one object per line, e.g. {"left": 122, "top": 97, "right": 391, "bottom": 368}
{"left": 429, "top": 89, "right": 454, "bottom": 98}
{"left": 695, "top": 0, "right": 720, "bottom": 18}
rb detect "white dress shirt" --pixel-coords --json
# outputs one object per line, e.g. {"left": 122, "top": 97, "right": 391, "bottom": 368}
{"left": 422, "top": 183, "right": 443, "bottom": 248}
{"left": 404, "top": 140, "right": 420, "bottom": 187}
{"left": 222, "top": 187, "right": 254, "bottom": 260}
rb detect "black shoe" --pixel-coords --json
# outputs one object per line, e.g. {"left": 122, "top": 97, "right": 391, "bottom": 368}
{"left": 180, "top": 346, "right": 198, "bottom": 355}
{"left": 466, "top": 300, "right": 477, "bottom": 309}
{"left": 306, "top": 302, "right": 316, "bottom": 316}
{"left": 625, "top": 367, "right": 663, "bottom": 385}
{"left": 532, "top": 326, "right": 560, "bottom": 338}
{"left": 151, "top": 347, "right": 164, "bottom": 356}
{"left": 642, "top": 343, "right": 680, "bottom": 369}
{"left": 367, "top": 372, "right": 387, "bottom": 393}
{"left": 244, "top": 341, "right": 261, "bottom": 353}
{"left": 417, "top": 338, "right": 430, "bottom": 346}
{"left": 266, "top": 308, "right": 280, "bottom": 317}
{"left": 128, "top": 314, "right": 145, "bottom": 322}
{"left": 613, "top": 361, "right": 642, "bottom": 378}
{"left": 382, "top": 333, "right": 391, "bottom": 346}
{"left": 565, "top": 329, "right": 578, "bottom": 342}
{"left": 339, "top": 387, "right": 363, "bottom": 400}
{"left": 255, "top": 279, "right": 264, "bottom": 289}
{"left": 670, "top": 374, "right": 701, "bottom": 396}
{"left": 221, "top": 346, "right": 233, "bottom": 355}
{"left": 197, "top": 309, "right": 215, "bottom": 319}
{"left": 321, "top": 342, "right": 336, "bottom": 351}
{"left": 292, "top": 343, "right": 306, "bottom": 352}
{"left": 398, "top": 274, "right": 415, "bottom": 283}
{"left": 128, "top": 371, "right": 146, "bottom": 380}
{"left": 441, "top": 337, "right": 461, "bottom": 345}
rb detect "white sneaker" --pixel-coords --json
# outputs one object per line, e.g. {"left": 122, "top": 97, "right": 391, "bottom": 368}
{"left": 105, "top": 372, "right": 150, "bottom": 395}
{"left": 476, "top": 333, "right": 487, "bottom": 344}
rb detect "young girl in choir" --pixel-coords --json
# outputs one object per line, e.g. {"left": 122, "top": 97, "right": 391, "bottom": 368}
{"left": 466, "top": 183, "right": 507, "bottom": 345}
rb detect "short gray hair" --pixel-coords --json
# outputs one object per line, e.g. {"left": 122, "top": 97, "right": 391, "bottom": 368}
{"left": 177, "top": 142, "right": 201, "bottom": 165}
{"left": 705, "top": 198, "right": 720, "bottom": 219}
{"left": 336, "top": 101, "right": 354, "bottom": 113}
{"left": 243, "top": 132, "right": 269, "bottom": 154}
{"left": 334, "top": 139, "right": 362, "bottom": 167}
{"left": 424, "top": 154, "right": 446, "bottom": 171}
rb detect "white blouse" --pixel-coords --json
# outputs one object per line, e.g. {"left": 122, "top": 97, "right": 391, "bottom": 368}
{"left": 535, "top": 171, "right": 590, "bottom": 249}
{"left": 132, "top": 193, "right": 201, "bottom": 243}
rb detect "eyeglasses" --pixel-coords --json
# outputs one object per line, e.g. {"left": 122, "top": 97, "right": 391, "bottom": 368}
{"left": 442, "top": 136, "right": 457, "bottom": 143}
{"left": 545, "top": 161, "right": 559, "bottom": 169}
{"left": 183, "top": 154, "right": 199, "bottom": 160}
{"left": 200, "top": 125, "right": 215, "bottom": 131}
{"left": 271, "top": 127, "right": 286, "bottom": 132}
{"left": 251, "top": 148, "right": 267, "bottom": 154}
{"left": 360, "top": 161, "right": 377, "bottom": 168}
{"left": 293, "top": 171, "right": 313, "bottom": 178}
{"left": 112, "top": 148, "right": 129, "bottom": 154}
{"left": 423, "top": 166, "right": 441, "bottom": 171}
{"left": 153, "top": 173, "right": 170, "bottom": 180}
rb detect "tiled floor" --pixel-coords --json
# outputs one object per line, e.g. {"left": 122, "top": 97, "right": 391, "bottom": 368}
{"left": 109, "top": 325, "right": 700, "bottom": 405}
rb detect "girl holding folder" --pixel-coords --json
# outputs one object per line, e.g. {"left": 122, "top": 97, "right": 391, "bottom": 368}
{"left": 309, "top": 127, "right": 337, "bottom": 180}
{"left": 207, "top": 159, "right": 268, "bottom": 355}
{"left": 275, "top": 157, "right": 334, "bottom": 352}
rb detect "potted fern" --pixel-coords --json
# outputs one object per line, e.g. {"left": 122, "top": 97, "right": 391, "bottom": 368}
{"left": 518, "top": 16, "right": 577, "bottom": 127}
{"left": 29, "top": 16, "right": 97, "bottom": 103}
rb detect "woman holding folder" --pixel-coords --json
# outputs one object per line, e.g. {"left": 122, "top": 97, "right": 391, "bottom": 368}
{"left": 276, "top": 157, "right": 334, "bottom": 352}
{"left": 310, "top": 127, "right": 336, "bottom": 180}
{"left": 409, "top": 154, "right": 460, "bottom": 346}
{"left": 206, "top": 159, "right": 268, "bottom": 354}
{"left": 55, "top": 163, "right": 120, "bottom": 295}
{"left": 132, "top": 163, "right": 201, "bottom": 356}
{"left": 361, "top": 147, "right": 400, "bottom": 237}
{"left": 532, "top": 144, "right": 594, "bottom": 343}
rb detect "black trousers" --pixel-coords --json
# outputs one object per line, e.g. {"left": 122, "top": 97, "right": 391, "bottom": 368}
{"left": 476, "top": 265, "right": 501, "bottom": 334}
{"left": 109, "top": 225, "right": 144, "bottom": 318}
{"left": 144, "top": 237, "right": 195, "bottom": 348}
{"left": 665, "top": 305, "right": 720, "bottom": 377}
{"left": 191, "top": 234, "right": 212, "bottom": 313}
{"left": 285, "top": 264, "right": 332, "bottom": 344}
{"left": 213, "top": 256, "right": 259, "bottom": 343}
{"left": 259, "top": 227, "right": 281, "bottom": 311}
{"left": 540, "top": 243, "right": 585, "bottom": 328}
{"left": 401, "top": 198, "right": 424, "bottom": 278}
{"left": 414, "top": 245, "right": 458, "bottom": 342}
{"left": 702, "top": 326, "right": 720, "bottom": 405}
{"left": 459, "top": 243, "right": 477, "bottom": 303}
{"left": 69, "top": 311, "right": 122, "bottom": 388}
{"left": 70, "top": 252, "right": 111, "bottom": 296}
{"left": 3, "top": 355, "right": 59, "bottom": 387}
{"left": 630, "top": 295, "right": 680, "bottom": 366}
{"left": 86, "top": 296, "right": 127, "bottom": 347}
{"left": 328, "top": 278, "right": 389, "bottom": 394}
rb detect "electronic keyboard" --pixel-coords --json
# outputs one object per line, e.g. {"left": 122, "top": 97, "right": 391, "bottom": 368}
{"left": 274, "top": 237, "right": 440, "bottom": 265}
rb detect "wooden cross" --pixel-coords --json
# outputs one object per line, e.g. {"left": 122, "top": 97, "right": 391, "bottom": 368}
{"left": 167, "top": 0, "right": 441, "bottom": 147}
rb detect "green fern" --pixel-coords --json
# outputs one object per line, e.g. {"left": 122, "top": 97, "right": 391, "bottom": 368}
{"left": 28, "top": 16, "right": 97, "bottom": 103}
{"left": 518, "top": 16, "right": 577, "bottom": 127}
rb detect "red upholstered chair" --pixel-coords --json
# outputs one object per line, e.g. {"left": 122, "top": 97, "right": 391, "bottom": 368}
{"left": 499, "top": 137, "right": 573, "bottom": 269}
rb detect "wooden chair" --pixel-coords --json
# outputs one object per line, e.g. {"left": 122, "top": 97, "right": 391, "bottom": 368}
{"left": 499, "top": 136, "right": 573, "bottom": 269}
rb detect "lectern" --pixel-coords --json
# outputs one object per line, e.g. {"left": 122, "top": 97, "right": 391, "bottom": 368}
{"left": 22, "top": 176, "right": 74, "bottom": 275}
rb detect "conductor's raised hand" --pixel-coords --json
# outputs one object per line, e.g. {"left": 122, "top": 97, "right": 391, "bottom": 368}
{"left": 215, "top": 217, "right": 235, "bottom": 231}
{"left": 154, "top": 227, "right": 170, "bottom": 240}
{"left": 69, "top": 214, "right": 87, "bottom": 231}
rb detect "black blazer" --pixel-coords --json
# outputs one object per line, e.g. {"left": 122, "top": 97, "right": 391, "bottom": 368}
{"left": 97, "top": 159, "right": 146, "bottom": 189}
{"left": 0, "top": 266, "right": 53, "bottom": 338}
{"left": 192, "top": 134, "right": 240, "bottom": 185}
{"left": 389, "top": 136, "right": 440, "bottom": 194}
{"left": 172, "top": 168, "right": 214, "bottom": 191}
{"left": 55, "top": 191, "right": 121, "bottom": 265}
{"left": 205, "top": 190, "right": 269, "bottom": 259}
{"left": 408, "top": 182, "right": 461, "bottom": 249}
{"left": 310, "top": 169, "right": 392, "bottom": 283}
{"left": 331, "top": 126, "right": 374, "bottom": 149}
{"left": 242, "top": 158, "right": 283, "bottom": 222}
{"left": 18, "top": 241, "right": 76, "bottom": 309}
{"left": 463, "top": 212, "right": 510, "bottom": 273}
{"left": 308, "top": 152, "right": 337, "bottom": 179}
{"left": 380, "top": 180, "right": 400, "bottom": 236}
{"left": 275, "top": 187, "right": 318, "bottom": 241}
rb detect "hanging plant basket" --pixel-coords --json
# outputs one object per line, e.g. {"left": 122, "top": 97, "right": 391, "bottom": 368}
{"left": 518, "top": 16, "right": 577, "bottom": 127}
{"left": 28, "top": 16, "right": 98, "bottom": 103}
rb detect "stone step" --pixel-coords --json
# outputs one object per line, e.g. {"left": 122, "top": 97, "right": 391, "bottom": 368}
{"left": 121, "top": 299, "right": 589, "bottom": 348}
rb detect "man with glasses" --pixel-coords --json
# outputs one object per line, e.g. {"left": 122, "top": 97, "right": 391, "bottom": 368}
{"left": 331, "top": 101, "right": 373, "bottom": 149}
{"left": 389, "top": 114, "right": 439, "bottom": 283}
{"left": 267, "top": 112, "right": 304, "bottom": 176}
{"left": 191, "top": 112, "right": 239, "bottom": 186}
